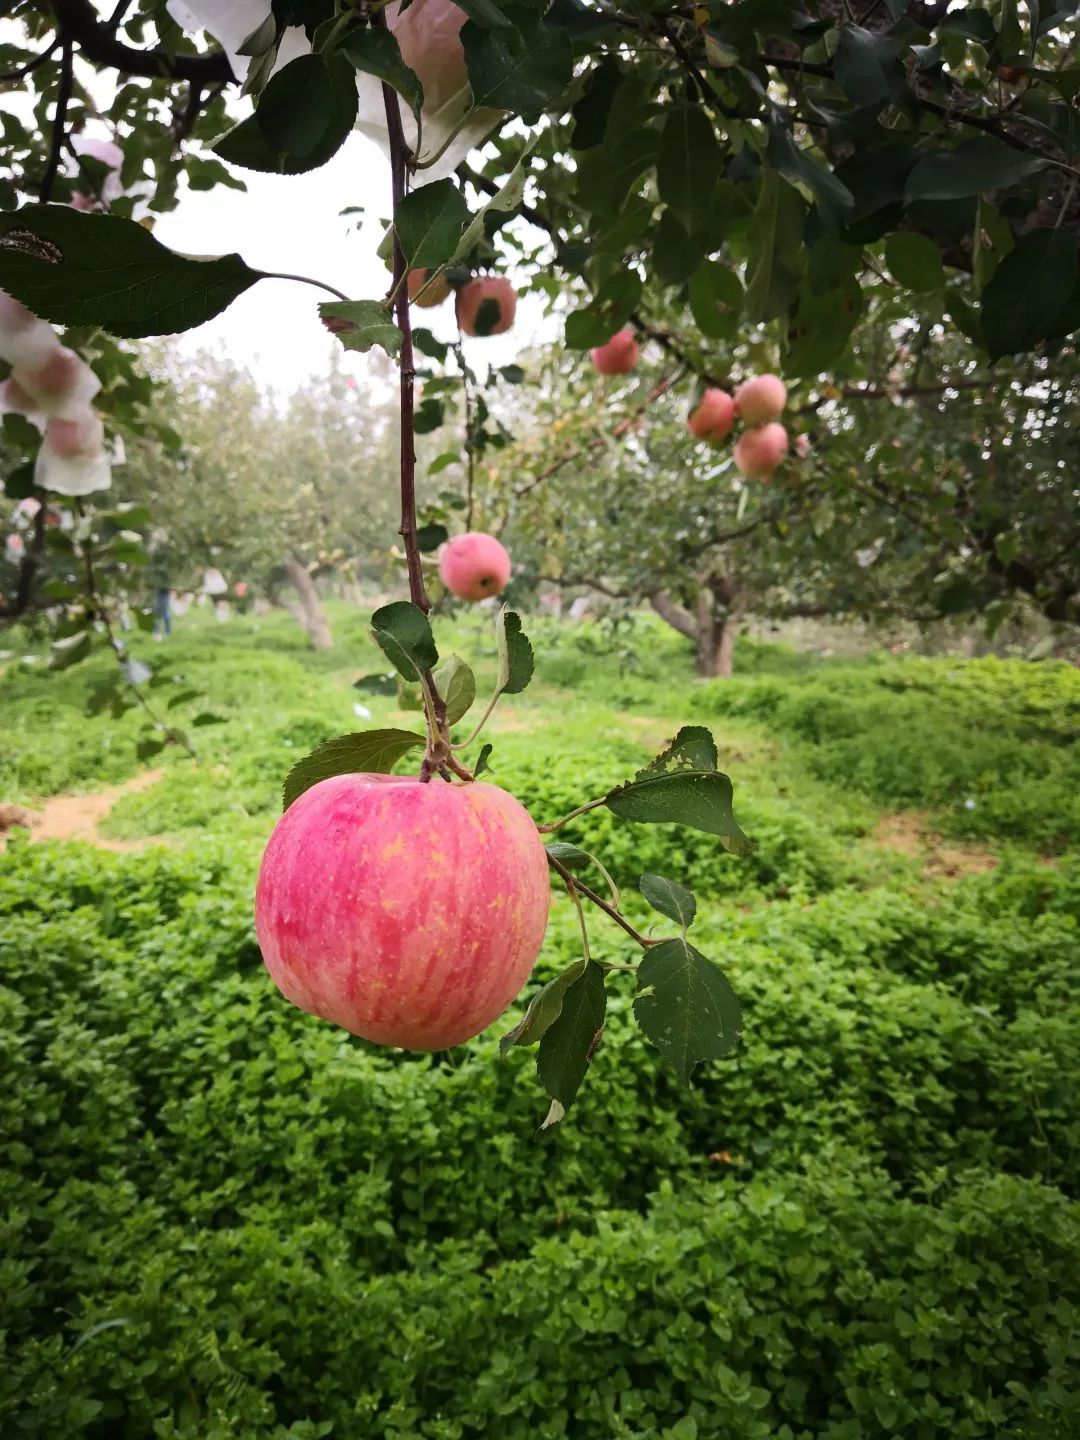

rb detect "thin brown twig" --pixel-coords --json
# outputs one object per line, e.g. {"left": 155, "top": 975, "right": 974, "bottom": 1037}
{"left": 39, "top": 36, "right": 73, "bottom": 203}
{"left": 0, "top": 35, "right": 61, "bottom": 83}
{"left": 547, "top": 852, "right": 661, "bottom": 949}
{"left": 514, "top": 368, "right": 684, "bottom": 500}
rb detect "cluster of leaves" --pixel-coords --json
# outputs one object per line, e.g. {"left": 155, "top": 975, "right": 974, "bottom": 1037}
{"left": 1, "top": 799, "right": 1078, "bottom": 1434}
{"left": 689, "top": 653, "right": 1080, "bottom": 850}
{"left": 282, "top": 594, "right": 754, "bottom": 1123}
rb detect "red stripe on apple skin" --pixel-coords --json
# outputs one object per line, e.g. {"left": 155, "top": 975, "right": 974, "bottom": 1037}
{"left": 255, "top": 774, "right": 551, "bottom": 1050}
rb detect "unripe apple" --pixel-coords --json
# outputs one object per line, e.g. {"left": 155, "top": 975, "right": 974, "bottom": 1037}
{"left": 733, "top": 422, "right": 788, "bottom": 478}
{"left": 590, "top": 329, "right": 639, "bottom": 375}
{"left": 456, "top": 277, "right": 517, "bottom": 337}
{"left": 408, "top": 268, "right": 451, "bottom": 308}
{"left": 687, "top": 387, "right": 735, "bottom": 444}
{"left": 255, "top": 773, "right": 551, "bottom": 1050}
{"left": 45, "top": 412, "right": 104, "bottom": 459}
{"left": 439, "top": 531, "right": 511, "bottom": 601}
{"left": 734, "top": 373, "right": 787, "bottom": 426}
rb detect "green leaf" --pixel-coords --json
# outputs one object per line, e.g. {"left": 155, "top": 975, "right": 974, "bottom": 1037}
{"left": 606, "top": 769, "right": 752, "bottom": 857}
{"left": 833, "top": 25, "right": 905, "bottom": 107}
{"left": 453, "top": 148, "right": 534, "bottom": 264}
{"left": 544, "top": 842, "right": 592, "bottom": 868}
{"left": 688, "top": 261, "right": 744, "bottom": 340}
{"left": 48, "top": 630, "right": 91, "bottom": 670}
{"left": 536, "top": 960, "right": 606, "bottom": 1127}
{"left": 785, "top": 273, "right": 863, "bottom": 377}
{"left": 217, "top": 52, "right": 358, "bottom": 173}
{"left": 766, "top": 124, "right": 854, "bottom": 231}
{"left": 370, "top": 600, "right": 439, "bottom": 681}
{"left": 416, "top": 521, "right": 449, "bottom": 552}
{"left": 636, "top": 725, "right": 719, "bottom": 778}
{"left": 0, "top": 206, "right": 266, "bottom": 337}
{"left": 432, "top": 654, "right": 476, "bottom": 725}
{"left": 571, "top": 55, "right": 623, "bottom": 150}
{"left": 639, "top": 874, "right": 697, "bottom": 929}
{"left": 744, "top": 171, "right": 805, "bottom": 323}
{"left": 474, "top": 742, "right": 494, "bottom": 776}
{"left": 657, "top": 104, "right": 720, "bottom": 237}
{"left": 904, "top": 136, "right": 1048, "bottom": 202}
{"left": 353, "top": 672, "right": 399, "bottom": 696}
{"left": 3, "top": 461, "right": 36, "bottom": 500}
{"left": 3, "top": 413, "right": 41, "bottom": 452}
{"left": 395, "top": 180, "right": 471, "bottom": 272}
{"left": 456, "top": 0, "right": 514, "bottom": 25}
{"left": 634, "top": 938, "right": 741, "bottom": 1084}
{"left": 319, "top": 300, "right": 402, "bottom": 358}
{"left": 462, "top": 16, "right": 574, "bottom": 112}
{"left": 500, "top": 958, "right": 588, "bottom": 1054}
{"left": 191, "top": 712, "right": 227, "bottom": 727}
{"left": 981, "top": 227, "right": 1078, "bottom": 358}
{"left": 885, "top": 231, "right": 945, "bottom": 291}
{"left": 496, "top": 606, "right": 534, "bottom": 694}
{"left": 282, "top": 729, "right": 425, "bottom": 810}
{"left": 414, "top": 327, "right": 451, "bottom": 362}
{"left": 341, "top": 29, "right": 423, "bottom": 117}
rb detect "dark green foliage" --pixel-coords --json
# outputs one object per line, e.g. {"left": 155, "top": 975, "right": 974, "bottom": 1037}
{"left": 690, "top": 656, "right": 1080, "bottom": 851}
{"left": 2, "top": 616, "right": 1078, "bottom": 1435}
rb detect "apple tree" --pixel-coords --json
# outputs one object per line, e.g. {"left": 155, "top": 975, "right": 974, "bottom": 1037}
{"left": 0, "top": 0, "right": 1077, "bottom": 1116}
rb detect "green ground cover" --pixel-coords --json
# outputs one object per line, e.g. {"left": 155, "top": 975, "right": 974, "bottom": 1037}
{"left": 2, "top": 606, "right": 1077, "bottom": 1438}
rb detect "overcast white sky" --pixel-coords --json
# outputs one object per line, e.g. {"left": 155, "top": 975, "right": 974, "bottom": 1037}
{"left": 0, "top": 16, "right": 553, "bottom": 398}
{"left": 153, "top": 132, "right": 553, "bottom": 397}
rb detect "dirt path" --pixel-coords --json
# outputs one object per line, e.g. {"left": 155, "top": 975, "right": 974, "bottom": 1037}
{"left": 0, "top": 770, "right": 165, "bottom": 853}
{"left": 872, "top": 812, "right": 999, "bottom": 879}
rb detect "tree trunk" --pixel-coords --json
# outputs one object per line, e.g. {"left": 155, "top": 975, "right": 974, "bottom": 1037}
{"left": 283, "top": 553, "right": 332, "bottom": 650}
{"left": 650, "top": 578, "right": 744, "bottom": 677}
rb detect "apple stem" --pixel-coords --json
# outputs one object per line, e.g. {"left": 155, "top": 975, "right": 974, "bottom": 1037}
{"left": 536, "top": 796, "right": 608, "bottom": 833}
{"left": 546, "top": 852, "right": 662, "bottom": 951}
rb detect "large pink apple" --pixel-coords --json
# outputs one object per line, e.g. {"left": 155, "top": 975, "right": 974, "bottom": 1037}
{"left": 733, "top": 422, "right": 788, "bottom": 478}
{"left": 254, "top": 773, "right": 550, "bottom": 1049}
{"left": 734, "top": 373, "right": 787, "bottom": 426}
{"left": 687, "top": 387, "right": 735, "bottom": 444}
{"left": 591, "top": 329, "right": 639, "bottom": 375}
{"left": 439, "top": 532, "right": 511, "bottom": 601}
{"left": 456, "top": 277, "right": 517, "bottom": 337}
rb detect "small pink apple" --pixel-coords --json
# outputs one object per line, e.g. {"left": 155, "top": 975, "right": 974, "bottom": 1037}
{"left": 456, "top": 277, "right": 517, "bottom": 337}
{"left": 407, "top": 268, "right": 451, "bottom": 308}
{"left": 590, "top": 329, "right": 639, "bottom": 375}
{"left": 687, "top": 387, "right": 735, "bottom": 444}
{"left": 439, "top": 531, "right": 511, "bottom": 601}
{"left": 733, "top": 422, "right": 788, "bottom": 478}
{"left": 254, "top": 773, "right": 551, "bottom": 1050}
{"left": 794, "top": 433, "right": 811, "bottom": 460}
{"left": 45, "top": 412, "right": 104, "bottom": 459}
{"left": 5, "top": 532, "right": 24, "bottom": 555}
{"left": 235, "top": 581, "right": 249, "bottom": 598}
{"left": 734, "top": 373, "right": 787, "bottom": 426}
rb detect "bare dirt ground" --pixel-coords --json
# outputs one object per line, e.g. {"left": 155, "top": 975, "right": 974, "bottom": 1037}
{"left": 0, "top": 770, "right": 165, "bottom": 853}
{"left": 872, "top": 811, "right": 999, "bottom": 879}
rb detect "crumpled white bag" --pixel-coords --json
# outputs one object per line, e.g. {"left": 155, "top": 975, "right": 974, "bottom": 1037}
{"left": 167, "top": 0, "right": 501, "bottom": 183}
{"left": 34, "top": 440, "right": 113, "bottom": 497}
